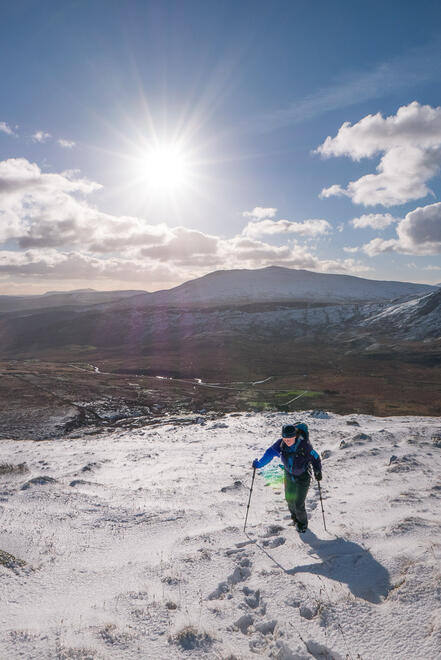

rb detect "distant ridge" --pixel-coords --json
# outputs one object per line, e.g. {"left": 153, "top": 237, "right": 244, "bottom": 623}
{"left": 106, "top": 266, "right": 436, "bottom": 310}
{"left": 42, "top": 288, "right": 97, "bottom": 295}
{"left": 0, "top": 289, "right": 147, "bottom": 313}
{"left": 0, "top": 266, "right": 439, "bottom": 362}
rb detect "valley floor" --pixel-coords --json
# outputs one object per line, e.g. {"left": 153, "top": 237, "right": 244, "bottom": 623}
{"left": 1, "top": 411, "right": 441, "bottom": 659}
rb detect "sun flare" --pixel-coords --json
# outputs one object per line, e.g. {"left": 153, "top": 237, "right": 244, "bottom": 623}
{"left": 138, "top": 143, "right": 190, "bottom": 193}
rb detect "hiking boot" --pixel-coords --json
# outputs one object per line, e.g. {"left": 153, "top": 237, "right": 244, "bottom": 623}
{"left": 290, "top": 513, "right": 297, "bottom": 525}
{"left": 296, "top": 522, "right": 307, "bottom": 533}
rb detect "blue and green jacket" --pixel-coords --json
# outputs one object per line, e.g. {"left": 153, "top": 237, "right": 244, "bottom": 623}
{"left": 255, "top": 434, "right": 321, "bottom": 478}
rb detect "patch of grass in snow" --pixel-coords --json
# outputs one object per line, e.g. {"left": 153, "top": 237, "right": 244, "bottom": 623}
{"left": 170, "top": 625, "right": 214, "bottom": 651}
{"left": 98, "top": 623, "right": 132, "bottom": 648}
{"left": 246, "top": 400, "right": 273, "bottom": 411}
{"left": 55, "top": 646, "right": 97, "bottom": 660}
{"left": 0, "top": 549, "right": 27, "bottom": 571}
{"left": 0, "top": 462, "right": 28, "bottom": 475}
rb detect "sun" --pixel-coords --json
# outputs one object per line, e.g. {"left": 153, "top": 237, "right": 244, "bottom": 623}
{"left": 138, "top": 143, "right": 190, "bottom": 193}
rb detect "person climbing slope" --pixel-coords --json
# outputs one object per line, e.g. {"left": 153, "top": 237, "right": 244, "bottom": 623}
{"left": 252, "top": 422, "right": 322, "bottom": 533}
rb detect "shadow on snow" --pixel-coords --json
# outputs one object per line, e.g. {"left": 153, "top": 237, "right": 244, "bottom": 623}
{"left": 287, "top": 530, "right": 390, "bottom": 604}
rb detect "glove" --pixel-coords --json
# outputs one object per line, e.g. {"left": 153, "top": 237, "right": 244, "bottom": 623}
{"left": 315, "top": 471, "right": 322, "bottom": 481}
{"left": 252, "top": 458, "right": 260, "bottom": 469}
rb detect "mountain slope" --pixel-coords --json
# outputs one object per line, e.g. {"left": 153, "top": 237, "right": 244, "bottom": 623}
{"left": 0, "top": 269, "right": 438, "bottom": 369}
{"left": 0, "top": 289, "right": 147, "bottom": 313}
{"left": 364, "top": 288, "right": 441, "bottom": 340}
{"left": 105, "top": 266, "right": 436, "bottom": 309}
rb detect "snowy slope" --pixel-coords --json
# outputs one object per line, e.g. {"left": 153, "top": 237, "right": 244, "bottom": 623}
{"left": 364, "top": 288, "right": 441, "bottom": 339}
{"left": 108, "top": 267, "right": 436, "bottom": 309}
{"left": 1, "top": 411, "right": 440, "bottom": 659}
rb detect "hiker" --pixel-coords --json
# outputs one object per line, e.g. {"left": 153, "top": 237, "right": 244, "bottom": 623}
{"left": 252, "top": 423, "right": 322, "bottom": 533}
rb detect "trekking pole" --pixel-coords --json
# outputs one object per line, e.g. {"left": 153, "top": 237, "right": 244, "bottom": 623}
{"left": 317, "top": 481, "right": 327, "bottom": 532}
{"left": 243, "top": 467, "right": 256, "bottom": 533}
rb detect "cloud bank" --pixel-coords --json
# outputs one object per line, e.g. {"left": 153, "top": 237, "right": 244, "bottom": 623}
{"left": 242, "top": 218, "right": 331, "bottom": 239}
{"left": 350, "top": 213, "right": 399, "bottom": 230}
{"left": 0, "top": 159, "right": 371, "bottom": 290}
{"left": 242, "top": 207, "right": 277, "bottom": 220}
{"left": 360, "top": 202, "right": 441, "bottom": 256}
{"left": 317, "top": 102, "right": 441, "bottom": 206}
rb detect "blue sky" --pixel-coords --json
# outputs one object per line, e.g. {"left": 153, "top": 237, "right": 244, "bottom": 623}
{"left": 1, "top": 0, "right": 441, "bottom": 293}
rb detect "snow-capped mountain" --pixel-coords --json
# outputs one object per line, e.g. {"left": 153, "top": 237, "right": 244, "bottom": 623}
{"left": 0, "top": 268, "right": 438, "bottom": 359}
{"left": 115, "top": 267, "right": 436, "bottom": 308}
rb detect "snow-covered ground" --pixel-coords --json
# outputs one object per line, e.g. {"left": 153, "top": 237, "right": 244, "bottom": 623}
{"left": 363, "top": 288, "right": 441, "bottom": 340}
{"left": 1, "top": 411, "right": 440, "bottom": 659}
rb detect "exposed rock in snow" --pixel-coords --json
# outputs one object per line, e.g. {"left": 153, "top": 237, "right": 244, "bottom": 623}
{"left": 20, "top": 475, "right": 57, "bottom": 489}
{"left": 310, "top": 410, "right": 330, "bottom": 419}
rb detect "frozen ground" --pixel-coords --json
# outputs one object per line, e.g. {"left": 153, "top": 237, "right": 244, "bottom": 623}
{"left": 1, "top": 411, "right": 440, "bottom": 659}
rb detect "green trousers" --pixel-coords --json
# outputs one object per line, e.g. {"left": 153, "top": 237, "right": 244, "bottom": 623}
{"left": 284, "top": 471, "right": 311, "bottom": 526}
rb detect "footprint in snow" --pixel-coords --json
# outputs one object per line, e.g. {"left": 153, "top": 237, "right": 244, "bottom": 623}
{"left": 260, "top": 524, "right": 284, "bottom": 538}
{"left": 303, "top": 639, "right": 344, "bottom": 660}
{"left": 20, "top": 476, "right": 57, "bottom": 490}
{"left": 208, "top": 553, "right": 253, "bottom": 600}
{"left": 262, "top": 536, "right": 286, "bottom": 549}
{"left": 242, "top": 586, "right": 261, "bottom": 609}
{"left": 234, "top": 613, "right": 254, "bottom": 634}
{"left": 207, "top": 581, "right": 230, "bottom": 600}
{"left": 249, "top": 638, "right": 269, "bottom": 653}
{"left": 299, "top": 603, "right": 321, "bottom": 620}
{"left": 254, "top": 619, "right": 277, "bottom": 635}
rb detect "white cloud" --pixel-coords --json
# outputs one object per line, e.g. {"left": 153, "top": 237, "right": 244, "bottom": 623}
{"left": 325, "top": 258, "right": 373, "bottom": 274}
{"left": 317, "top": 102, "right": 441, "bottom": 206}
{"left": 360, "top": 201, "right": 441, "bottom": 256}
{"left": 221, "top": 236, "right": 312, "bottom": 268}
{"left": 218, "top": 237, "right": 372, "bottom": 275}
{"left": 360, "top": 238, "right": 399, "bottom": 257}
{"left": 0, "top": 158, "right": 375, "bottom": 287}
{"left": 0, "top": 121, "right": 16, "bottom": 136}
{"left": 242, "top": 218, "right": 331, "bottom": 239}
{"left": 0, "top": 249, "right": 180, "bottom": 283}
{"left": 423, "top": 265, "right": 441, "bottom": 271}
{"left": 343, "top": 246, "right": 360, "bottom": 253}
{"left": 0, "top": 158, "right": 102, "bottom": 247}
{"left": 58, "top": 139, "right": 76, "bottom": 148}
{"left": 242, "top": 207, "right": 277, "bottom": 220}
{"left": 32, "top": 131, "right": 52, "bottom": 143}
{"left": 137, "top": 227, "right": 219, "bottom": 265}
{"left": 319, "top": 184, "right": 346, "bottom": 199}
{"left": 395, "top": 201, "right": 441, "bottom": 254}
{"left": 350, "top": 213, "right": 399, "bottom": 230}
